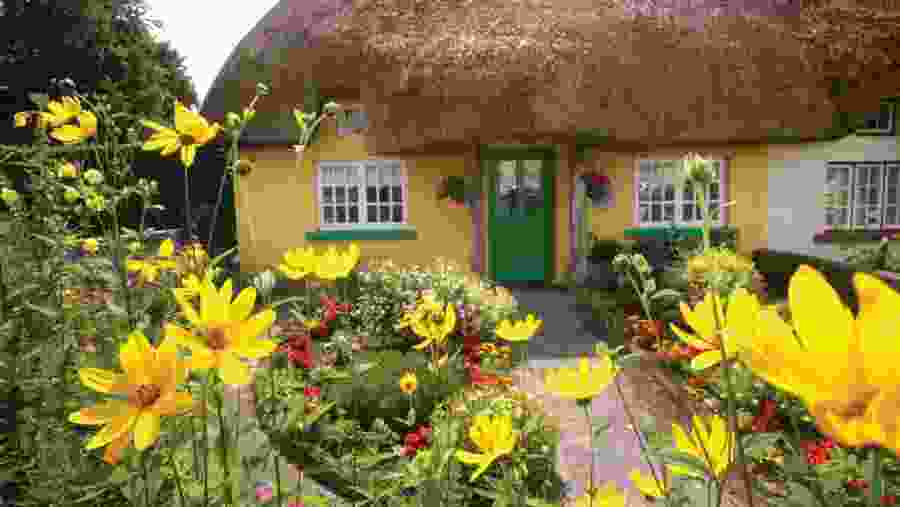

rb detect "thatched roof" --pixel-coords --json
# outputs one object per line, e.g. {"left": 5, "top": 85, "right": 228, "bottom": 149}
{"left": 202, "top": 0, "right": 900, "bottom": 154}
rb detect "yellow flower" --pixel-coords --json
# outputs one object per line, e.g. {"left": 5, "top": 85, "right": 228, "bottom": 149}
{"left": 410, "top": 301, "right": 457, "bottom": 351}
{"left": 670, "top": 288, "right": 762, "bottom": 370}
{"left": 178, "top": 242, "right": 209, "bottom": 276}
{"left": 165, "top": 278, "right": 277, "bottom": 385}
{"left": 544, "top": 355, "right": 617, "bottom": 401}
{"left": 479, "top": 343, "right": 498, "bottom": 355}
{"left": 495, "top": 313, "right": 542, "bottom": 342}
{"left": 454, "top": 414, "right": 519, "bottom": 482}
{"left": 40, "top": 96, "right": 82, "bottom": 127}
{"left": 14, "top": 111, "right": 30, "bottom": 127}
{"left": 127, "top": 257, "right": 161, "bottom": 286}
{"left": 68, "top": 331, "right": 194, "bottom": 464}
{"left": 1, "top": 188, "right": 19, "bottom": 206}
{"left": 740, "top": 266, "right": 900, "bottom": 453}
{"left": 572, "top": 481, "right": 626, "bottom": 507}
{"left": 50, "top": 110, "right": 97, "bottom": 144}
{"left": 314, "top": 243, "right": 360, "bottom": 280}
{"left": 174, "top": 273, "right": 204, "bottom": 301}
{"left": 629, "top": 468, "right": 668, "bottom": 499}
{"left": 82, "top": 238, "right": 99, "bottom": 255}
{"left": 278, "top": 246, "right": 317, "bottom": 280}
{"left": 399, "top": 371, "right": 418, "bottom": 395}
{"left": 154, "top": 239, "right": 179, "bottom": 270}
{"left": 669, "top": 414, "right": 734, "bottom": 479}
{"left": 58, "top": 161, "right": 78, "bottom": 178}
{"left": 141, "top": 102, "right": 221, "bottom": 168}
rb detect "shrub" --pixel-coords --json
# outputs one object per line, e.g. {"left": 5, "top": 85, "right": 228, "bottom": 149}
{"left": 587, "top": 236, "right": 623, "bottom": 262}
{"left": 752, "top": 248, "right": 862, "bottom": 312}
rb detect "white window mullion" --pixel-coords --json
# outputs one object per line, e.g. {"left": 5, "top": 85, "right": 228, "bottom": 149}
{"left": 884, "top": 163, "right": 900, "bottom": 227}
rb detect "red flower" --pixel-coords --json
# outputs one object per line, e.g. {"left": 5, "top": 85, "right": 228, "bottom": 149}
{"left": 847, "top": 479, "right": 869, "bottom": 491}
{"left": 404, "top": 432, "right": 423, "bottom": 449}
{"left": 417, "top": 425, "right": 432, "bottom": 441}
{"left": 280, "top": 333, "right": 315, "bottom": 369}
{"left": 882, "top": 495, "right": 898, "bottom": 506}
{"left": 751, "top": 399, "right": 779, "bottom": 433}
{"left": 304, "top": 386, "right": 321, "bottom": 399}
{"left": 801, "top": 440, "right": 832, "bottom": 465}
{"left": 320, "top": 295, "right": 351, "bottom": 323}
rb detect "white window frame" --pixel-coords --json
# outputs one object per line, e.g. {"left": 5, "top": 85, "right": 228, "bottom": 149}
{"left": 634, "top": 157, "right": 727, "bottom": 227}
{"left": 316, "top": 160, "right": 409, "bottom": 230}
{"left": 856, "top": 101, "right": 895, "bottom": 135}
{"left": 824, "top": 161, "right": 900, "bottom": 230}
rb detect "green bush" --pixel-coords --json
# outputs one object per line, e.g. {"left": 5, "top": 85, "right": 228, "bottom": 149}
{"left": 751, "top": 249, "right": 862, "bottom": 313}
{"left": 588, "top": 236, "right": 623, "bottom": 262}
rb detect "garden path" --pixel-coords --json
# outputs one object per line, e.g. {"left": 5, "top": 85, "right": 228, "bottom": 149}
{"left": 224, "top": 286, "right": 752, "bottom": 506}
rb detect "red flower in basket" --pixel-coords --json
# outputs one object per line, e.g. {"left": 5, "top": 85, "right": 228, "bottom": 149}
{"left": 589, "top": 174, "right": 611, "bottom": 186}
{"left": 320, "top": 295, "right": 351, "bottom": 323}
{"left": 400, "top": 424, "right": 432, "bottom": 457}
{"left": 304, "top": 386, "right": 321, "bottom": 399}
{"left": 751, "top": 399, "right": 781, "bottom": 433}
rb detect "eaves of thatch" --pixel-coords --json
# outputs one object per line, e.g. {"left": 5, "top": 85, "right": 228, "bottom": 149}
{"left": 203, "top": 0, "right": 900, "bottom": 154}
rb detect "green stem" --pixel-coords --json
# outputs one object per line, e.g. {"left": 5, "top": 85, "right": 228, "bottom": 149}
{"left": 785, "top": 408, "right": 830, "bottom": 507}
{"left": 168, "top": 444, "right": 187, "bottom": 507}
{"left": 110, "top": 200, "right": 135, "bottom": 329}
{"left": 207, "top": 158, "right": 229, "bottom": 254}
{"left": 270, "top": 354, "right": 283, "bottom": 507}
{"left": 581, "top": 401, "right": 595, "bottom": 504}
{"left": 184, "top": 168, "right": 192, "bottom": 241}
{"left": 141, "top": 451, "right": 151, "bottom": 507}
{"left": 710, "top": 294, "right": 754, "bottom": 507}
{"left": 869, "top": 447, "right": 884, "bottom": 507}
{"left": 203, "top": 370, "right": 211, "bottom": 507}
{"left": 217, "top": 380, "right": 233, "bottom": 506}
{"left": 612, "top": 375, "right": 667, "bottom": 500}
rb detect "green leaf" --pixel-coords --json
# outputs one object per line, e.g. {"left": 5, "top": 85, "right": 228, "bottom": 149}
{"left": 650, "top": 289, "right": 682, "bottom": 300}
{"left": 24, "top": 302, "right": 60, "bottom": 319}
{"left": 741, "top": 432, "right": 782, "bottom": 460}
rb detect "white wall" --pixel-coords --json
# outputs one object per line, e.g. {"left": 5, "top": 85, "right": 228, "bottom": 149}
{"left": 767, "top": 135, "right": 898, "bottom": 261}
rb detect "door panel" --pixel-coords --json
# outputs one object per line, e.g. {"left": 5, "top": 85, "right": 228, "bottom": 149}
{"left": 489, "top": 156, "right": 553, "bottom": 283}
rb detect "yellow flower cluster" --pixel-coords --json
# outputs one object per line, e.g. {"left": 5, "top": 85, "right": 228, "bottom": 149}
{"left": 141, "top": 102, "right": 221, "bottom": 169}
{"left": 68, "top": 277, "right": 278, "bottom": 464}
{"left": 686, "top": 247, "right": 754, "bottom": 285}
{"left": 277, "top": 243, "right": 360, "bottom": 281}
{"left": 15, "top": 96, "right": 98, "bottom": 144}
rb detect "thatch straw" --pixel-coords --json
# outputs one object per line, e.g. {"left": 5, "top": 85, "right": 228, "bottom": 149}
{"left": 203, "top": 0, "right": 900, "bottom": 154}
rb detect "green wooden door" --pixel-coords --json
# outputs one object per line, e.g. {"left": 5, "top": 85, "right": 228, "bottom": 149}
{"left": 487, "top": 150, "right": 555, "bottom": 283}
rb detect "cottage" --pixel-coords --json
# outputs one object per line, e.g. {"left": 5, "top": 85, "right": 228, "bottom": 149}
{"left": 201, "top": 0, "right": 900, "bottom": 281}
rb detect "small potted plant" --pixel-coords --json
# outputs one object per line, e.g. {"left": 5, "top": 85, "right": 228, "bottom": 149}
{"left": 436, "top": 175, "right": 479, "bottom": 208}
{"left": 581, "top": 172, "right": 613, "bottom": 207}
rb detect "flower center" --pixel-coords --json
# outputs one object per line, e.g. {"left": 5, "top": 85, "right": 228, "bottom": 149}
{"left": 132, "top": 384, "right": 161, "bottom": 408}
{"left": 207, "top": 327, "right": 228, "bottom": 350}
{"left": 179, "top": 133, "right": 197, "bottom": 146}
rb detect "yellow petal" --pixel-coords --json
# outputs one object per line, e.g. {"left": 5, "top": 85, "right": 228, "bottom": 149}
{"left": 235, "top": 338, "right": 278, "bottom": 359}
{"left": 174, "top": 288, "right": 202, "bottom": 325}
{"left": 690, "top": 350, "right": 724, "bottom": 371}
{"left": 230, "top": 287, "right": 257, "bottom": 322}
{"left": 85, "top": 409, "right": 138, "bottom": 450}
{"left": 119, "top": 331, "right": 153, "bottom": 386}
{"left": 789, "top": 266, "right": 854, "bottom": 364}
{"left": 236, "top": 308, "right": 275, "bottom": 344}
{"left": 69, "top": 400, "right": 130, "bottom": 426}
{"left": 151, "top": 391, "right": 195, "bottom": 416}
{"left": 133, "top": 411, "right": 161, "bottom": 450}
{"left": 853, "top": 272, "right": 900, "bottom": 387}
{"left": 219, "top": 352, "right": 252, "bottom": 385}
{"left": 79, "top": 368, "right": 128, "bottom": 394}
{"left": 102, "top": 433, "right": 130, "bottom": 465}
{"left": 158, "top": 239, "right": 175, "bottom": 257}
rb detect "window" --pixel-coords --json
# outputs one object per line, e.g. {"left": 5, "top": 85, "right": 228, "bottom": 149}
{"left": 856, "top": 102, "right": 895, "bottom": 135}
{"left": 636, "top": 158, "right": 725, "bottom": 226}
{"left": 824, "top": 161, "right": 900, "bottom": 230}
{"left": 317, "top": 160, "right": 406, "bottom": 228}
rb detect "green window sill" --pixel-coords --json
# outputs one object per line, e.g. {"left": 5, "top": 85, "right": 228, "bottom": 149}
{"left": 813, "top": 229, "right": 900, "bottom": 244}
{"left": 305, "top": 228, "right": 418, "bottom": 241}
{"left": 623, "top": 226, "right": 735, "bottom": 239}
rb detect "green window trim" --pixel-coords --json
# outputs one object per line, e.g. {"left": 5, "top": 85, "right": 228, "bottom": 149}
{"left": 623, "top": 226, "right": 737, "bottom": 239}
{"left": 305, "top": 228, "right": 418, "bottom": 241}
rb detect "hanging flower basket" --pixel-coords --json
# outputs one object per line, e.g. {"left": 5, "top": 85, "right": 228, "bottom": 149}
{"left": 581, "top": 173, "right": 613, "bottom": 208}
{"left": 436, "top": 175, "right": 480, "bottom": 208}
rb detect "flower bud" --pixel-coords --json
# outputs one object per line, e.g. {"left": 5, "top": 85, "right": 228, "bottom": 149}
{"left": 86, "top": 194, "right": 106, "bottom": 212}
{"left": 225, "top": 112, "right": 241, "bottom": 128}
{"left": 255, "top": 82, "right": 270, "bottom": 97}
{"left": 128, "top": 241, "right": 142, "bottom": 255}
{"left": 0, "top": 188, "right": 19, "bottom": 206}
{"left": 82, "top": 238, "right": 100, "bottom": 255}
{"left": 683, "top": 153, "right": 715, "bottom": 187}
{"left": 58, "top": 161, "right": 78, "bottom": 178}
{"left": 63, "top": 187, "right": 81, "bottom": 203}
{"left": 83, "top": 169, "right": 103, "bottom": 185}
{"left": 242, "top": 107, "right": 255, "bottom": 122}
{"left": 322, "top": 101, "right": 341, "bottom": 116}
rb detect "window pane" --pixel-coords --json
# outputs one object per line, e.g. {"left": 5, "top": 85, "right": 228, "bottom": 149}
{"left": 379, "top": 186, "right": 389, "bottom": 202}
{"left": 650, "top": 185, "right": 662, "bottom": 202}
{"left": 349, "top": 205, "right": 359, "bottom": 223}
{"left": 331, "top": 168, "right": 346, "bottom": 186}
{"left": 366, "top": 186, "right": 377, "bottom": 203}
{"left": 838, "top": 190, "right": 850, "bottom": 207}
{"left": 638, "top": 183, "right": 649, "bottom": 202}
{"left": 391, "top": 186, "right": 402, "bottom": 202}
{"left": 708, "top": 204, "right": 720, "bottom": 221}
{"left": 639, "top": 205, "right": 649, "bottom": 223}
{"left": 663, "top": 184, "right": 675, "bottom": 202}
{"left": 367, "top": 205, "right": 377, "bottom": 222}
{"left": 323, "top": 206, "right": 334, "bottom": 224}
{"left": 869, "top": 166, "right": 882, "bottom": 185}
{"left": 682, "top": 204, "right": 694, "bottom": 221}
{"left": 682, "top": 185, "right": 694, "bottom": 201}
{"left": 345, "top": 166, "right": 359, "bottom": 185}
{"left": 663, "top": 203, "right": 675, "bottom": 221}
{"left": 380, "top": 205, "right": 390, "bottom": 222}
{"left": 349, "top": 187, "right": 359, "bottom": 203}
{"left": 336, "top": 206, "right": 347, "bottom": 224}
{"left": 888, "top": 185, "right": 898, "bottom": 205}
{"left": 335, "top": 186, "right": 346, "bottom": 204}
{"left": 709, "top": 183, "right": 720, "bottom": 201}
{"left": 392, "top": 205, "right": 403, "bottom": 222}
{"left": 868, "top": 187, "right": 878, "bottom": 205}
{"left": 651, "top": 204, "right": 662, "bottom": 222}
{"left": 889, "top": 166, "right": 900, "bottom": 186}
{"left": 322, "top": 186, "right": 333, "bottom": 204}
{"left": 885, "top": 206, "right": 897, "bottom": 226}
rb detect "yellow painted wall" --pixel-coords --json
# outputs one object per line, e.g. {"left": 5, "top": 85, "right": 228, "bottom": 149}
{"left": 583, "top": 145, "right": 770, "bottom": 256}
{"left": 553, "top": 146, "right": 574, "bottom": 280}
{"left": 236, "top": 121, "right": 475, "bottom": 273}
